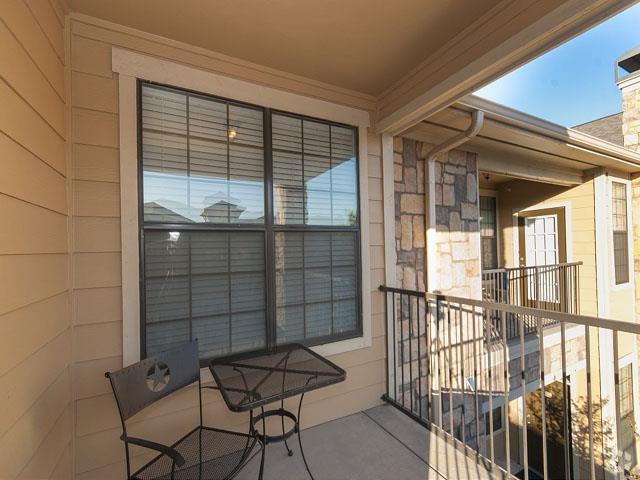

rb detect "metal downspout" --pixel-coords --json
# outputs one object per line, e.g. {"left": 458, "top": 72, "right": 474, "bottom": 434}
{"left": 423, "top": 109, "right": 484, "bottom": 292}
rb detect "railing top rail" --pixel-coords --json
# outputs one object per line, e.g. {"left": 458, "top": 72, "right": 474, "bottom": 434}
{"left": 378, "top": 285, "right": 424, "bottom": 296}
{"left": 482, "top": 261, "right": 583, "bottom": 275}
{"left": 425, "top": 291, "right": 640, "bottom": 335}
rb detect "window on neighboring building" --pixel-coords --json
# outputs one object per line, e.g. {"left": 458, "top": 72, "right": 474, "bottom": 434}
{"left": 480, "top": 196, "right": 498, "bottom": 269}
{"left": 620, "top": 364, "right": 634, "bottom": 417}
{"left": 139, "top": 82, "right": 361, "bottom": 360}
{"left": 612, "top": 182, "right": 629, "bottom": 285}
{"left": 619, "top": 364, "right": 636, "bottom": 468}
{"left": 485, "top": 405, "right": 503, "bottom": 434}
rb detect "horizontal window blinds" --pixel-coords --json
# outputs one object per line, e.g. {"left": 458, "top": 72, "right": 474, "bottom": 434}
{"left": 141, "top": 86, "right": 264, "bottom": 224}
{"left": 145, "top": 231, "right": 266, "bottom": 358}
{"left": 272, "top": 114, "right": 358, "bottom": 226}
{"left": 139, "top": 82, "right": 360, "bottom": 360}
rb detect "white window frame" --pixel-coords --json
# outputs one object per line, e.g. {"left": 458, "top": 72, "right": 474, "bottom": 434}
{"left": 112, "top": 48, "right": 372, "bottom": 366}
{"left": 608, "top": 177, "right": 633, "bottom": 291}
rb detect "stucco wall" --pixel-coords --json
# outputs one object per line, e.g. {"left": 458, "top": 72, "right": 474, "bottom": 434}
{"left": 0, "top": 1, "right": 72, "bottom": 478}
{"left": 67, "top": 15, "right": 387, "bottom": 478}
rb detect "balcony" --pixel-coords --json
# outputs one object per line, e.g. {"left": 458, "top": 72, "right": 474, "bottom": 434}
{"left": 235, "top": 404, "right": 499, "bottom": 480}
{"left": 380, "top": 285, "right": 640, "bottom": 480}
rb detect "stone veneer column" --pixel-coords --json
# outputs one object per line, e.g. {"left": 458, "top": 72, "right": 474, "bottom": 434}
{"left": 393, "top": 137, "right": 425, "bottom": 291}
{"left": 427, "top": 145, "right": 481, "bottom": 298}
{"left": 620, "top": 72, "right": 640, "bottom": 320}
{"left": 394, "top": 137, "right": 481, "bottom": 298}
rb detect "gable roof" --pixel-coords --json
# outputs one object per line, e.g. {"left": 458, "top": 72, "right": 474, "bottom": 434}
{"left": 572, "top": 112, "right": 623, "bottom": 146}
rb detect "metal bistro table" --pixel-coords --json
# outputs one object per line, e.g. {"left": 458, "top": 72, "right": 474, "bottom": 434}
{"left": 208, "top": 344, "right": 346, "bottom": 480}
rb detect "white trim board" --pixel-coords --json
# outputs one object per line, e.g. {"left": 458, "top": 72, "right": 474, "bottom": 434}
{"left": 114, "top": 48, "right": 372, "bottom": 365}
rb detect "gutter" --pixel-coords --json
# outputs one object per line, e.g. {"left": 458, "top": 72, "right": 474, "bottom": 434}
{"left": 458, "top": 95, "right": 640, "bottom": 170}
{"left": 423, "top": 109, "right": 484, "bottom": 292}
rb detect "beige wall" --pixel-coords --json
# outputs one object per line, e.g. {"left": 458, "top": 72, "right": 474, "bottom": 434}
{"left": 495, "top": 179, "right": 598, "bottom": 317}
{"left": 68, "top": 15, "right": 387, "bottom": 478}
{"left": 0, "top": 1, "right": 73, "bottom": 479}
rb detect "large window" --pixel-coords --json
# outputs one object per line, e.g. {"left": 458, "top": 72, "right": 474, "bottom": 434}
{"left": 139, "top": 82, "right": 361, "bottom": 360}
{"left": 479, "top": 196, "right": 498, "bottom": 270}
{"left": 612, "top": 182, "right": 629, "bottom": 285}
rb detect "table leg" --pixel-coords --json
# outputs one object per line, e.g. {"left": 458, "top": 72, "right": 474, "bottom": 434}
{"left": 296, "top": 392, "right": 315, "bottom": 480}
{"left": 258, "top": 407, "right": 266, "bottom": 480}
{"left": 281, "top": 399, "right": 293, "bottom": 457}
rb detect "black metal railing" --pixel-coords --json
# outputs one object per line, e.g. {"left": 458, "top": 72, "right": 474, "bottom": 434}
{"left": 379, "top": 286, "right": 429, "bottom": 428}
{"left": 380, "top": 285, "right": 640, "bottom": 480}
{"left": 482, "top": 262, "right": 581, "bottom": 339}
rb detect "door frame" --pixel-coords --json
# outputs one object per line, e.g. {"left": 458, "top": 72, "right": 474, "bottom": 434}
{"left": 517, "top": 207, "right": 567, "bottom": 267}
{"left": 511, "top": 202, "right": 573, "bottom": 268}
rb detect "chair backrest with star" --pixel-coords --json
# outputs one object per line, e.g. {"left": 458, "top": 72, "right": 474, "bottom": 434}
{"left": 105, "top": 341, "right": 200, "bottom": 421}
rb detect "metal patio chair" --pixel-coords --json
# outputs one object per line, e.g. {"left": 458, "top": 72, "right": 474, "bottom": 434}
{"left": 105, "top": 340, "right": 258, "bottom": 480}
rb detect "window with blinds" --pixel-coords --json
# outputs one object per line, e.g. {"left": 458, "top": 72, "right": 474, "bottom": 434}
{"left": 612, "top": 182, "right": 629, "bottom": 285}
{"left": 139, "top": 82, "right": 361, "bottom": 360}
{"left": 479, "top": 196, "right": 497, "bottom": 270}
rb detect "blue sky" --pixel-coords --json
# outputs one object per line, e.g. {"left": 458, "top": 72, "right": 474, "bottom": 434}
{"left": 475, "top": 2, "right": 640, "bottom": 127}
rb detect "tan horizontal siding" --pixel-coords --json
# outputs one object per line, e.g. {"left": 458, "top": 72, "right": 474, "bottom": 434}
{"left": 2, "top": 0, "right": 64, "bottom": 97}
{"left": 0, "top": 132, "right": 67, "bottom": 214}
{"left": 72, "top": 143, "right": 119, "bottom": 183}
{"left": 0, "top": 1, "right": 72, "bottom": 478}
{"left": 0, "top": 292, "right": 69, "bottom": 377}
{"left": 0, "top": 194, "right": 67, "bottom": 254}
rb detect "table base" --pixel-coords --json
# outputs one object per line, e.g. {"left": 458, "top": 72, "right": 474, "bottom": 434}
{"left": 250, "top": 393, "right": 314, "bottom": 480}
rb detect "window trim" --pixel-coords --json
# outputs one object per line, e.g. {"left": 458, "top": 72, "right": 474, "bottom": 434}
{"left": 113, "top": 48, "right": 372, "bottom": 367}
{"left": 606, "top": 178, "right": 634, "bottom": 292}
{"left": 610, "top": 179, "right": 632, "bottom": 288}
{"left": 479, "top": 190, "right": 499, "bottom": 270}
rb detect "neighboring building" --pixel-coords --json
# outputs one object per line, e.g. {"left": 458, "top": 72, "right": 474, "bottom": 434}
{"left": 392, "top": 45, "right": 640, "bottom": 479}
{"left": 573, "top": 112, "right": 624, "bottom": 146}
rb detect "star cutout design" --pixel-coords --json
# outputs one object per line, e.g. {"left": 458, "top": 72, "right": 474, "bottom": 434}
{"left": 147, "top": 362, "right": 170, "bottom": 392}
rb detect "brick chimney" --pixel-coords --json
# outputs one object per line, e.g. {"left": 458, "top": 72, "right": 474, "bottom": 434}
{"left": 617, "top": 46, "right": 640, "bottom": 151}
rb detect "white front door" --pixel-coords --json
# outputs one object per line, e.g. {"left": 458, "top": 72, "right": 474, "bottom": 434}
{"left": 524, "top": 214, "right": 559, "bottom": 303}
{"left": 524, "top": 214, "right": 558, "bottom": 267}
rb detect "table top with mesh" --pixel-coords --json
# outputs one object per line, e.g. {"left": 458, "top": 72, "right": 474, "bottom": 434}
{"left": 209, "top": 344, "right": 346, "bottom": 412}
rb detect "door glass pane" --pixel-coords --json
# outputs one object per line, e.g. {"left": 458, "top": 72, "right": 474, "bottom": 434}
{"left": 272, "top": 114, "right": 358, "bottom": 226}
{"left": 141, "top": 84, "right": 265, "bottom": 224}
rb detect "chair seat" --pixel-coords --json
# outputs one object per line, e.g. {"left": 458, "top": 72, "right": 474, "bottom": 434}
{"left": 133, "top": 426, "right": 258, "bottom": 480}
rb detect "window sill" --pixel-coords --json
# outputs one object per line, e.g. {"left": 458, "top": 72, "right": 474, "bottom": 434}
{"left": 311, "top": 334, "right": 370, "bottom": 358}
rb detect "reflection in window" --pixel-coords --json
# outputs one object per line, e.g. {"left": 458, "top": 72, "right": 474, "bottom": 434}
{"left": 272, "top": 114, "right": 358, "bottom": 226}
{"left": 141, "top": 85, "right": 264, "bottom": 224}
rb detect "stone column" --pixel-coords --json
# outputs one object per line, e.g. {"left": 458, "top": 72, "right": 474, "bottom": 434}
{"left": 424, "top": 145, "right": 481, "bottom": 299}
{"left": 393, "top": 138, "right": 481, "bottom": 299}
{"left": 618, "top": 62, "right": 640, "bottom": 320}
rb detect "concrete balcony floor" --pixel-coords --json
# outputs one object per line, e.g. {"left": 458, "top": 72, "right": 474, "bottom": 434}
{"left": 236, "top": 404, "right": 499, "bottom": 480}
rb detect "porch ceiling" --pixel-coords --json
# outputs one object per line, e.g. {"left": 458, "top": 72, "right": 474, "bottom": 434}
{"left": 69, "top": 0, "right": 636, "bottom": 137}
{"left": 69, "top": 0, "right": 501, "bottom": 96}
